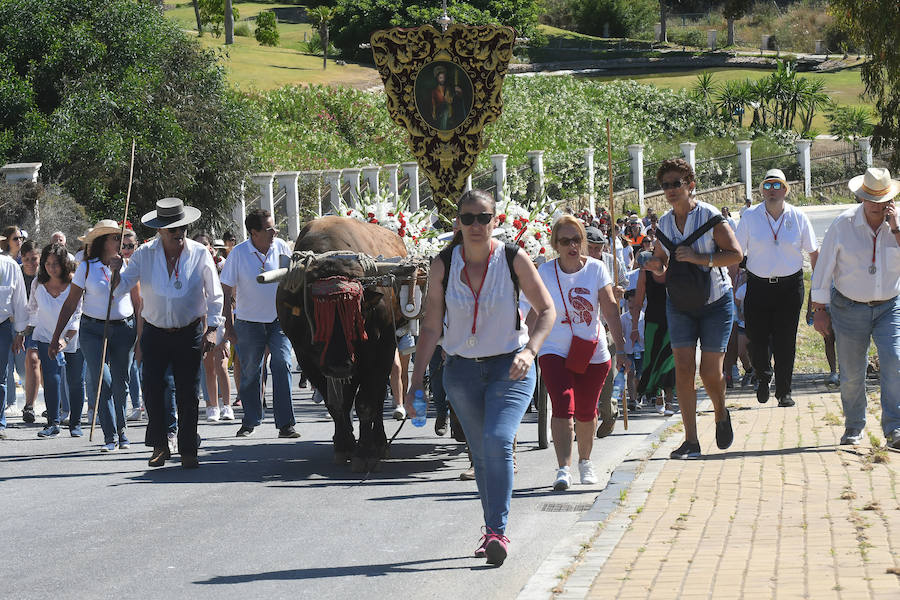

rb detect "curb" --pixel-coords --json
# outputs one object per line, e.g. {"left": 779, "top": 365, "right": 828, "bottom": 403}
{"left": 517, "top": 398, "right": 711, "bottom": 600}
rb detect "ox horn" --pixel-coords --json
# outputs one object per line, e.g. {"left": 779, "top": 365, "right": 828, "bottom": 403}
{"left": 257, "top": 267, "right": 289, "bottom": 284}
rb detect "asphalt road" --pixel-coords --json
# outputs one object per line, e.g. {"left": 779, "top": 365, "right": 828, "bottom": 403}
{"left": 1, "top": 385, "right": 668, "bottom": 600}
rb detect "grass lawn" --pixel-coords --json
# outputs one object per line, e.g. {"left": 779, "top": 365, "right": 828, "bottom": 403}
{"left": 592, "top": 67, "right": 870, "bottom": 133}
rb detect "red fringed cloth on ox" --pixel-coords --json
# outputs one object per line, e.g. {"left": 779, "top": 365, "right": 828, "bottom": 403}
{"left": 311, "top": 276, "right": 368, "bottom": 362}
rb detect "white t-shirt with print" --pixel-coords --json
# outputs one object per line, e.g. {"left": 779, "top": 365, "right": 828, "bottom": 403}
{"left": 73, "top": 259, "right": 134, "bottom": 320}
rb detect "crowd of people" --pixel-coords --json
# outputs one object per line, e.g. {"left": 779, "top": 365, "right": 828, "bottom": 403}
{"left": 1, "top": 163, "right": 898, "bottom": 568}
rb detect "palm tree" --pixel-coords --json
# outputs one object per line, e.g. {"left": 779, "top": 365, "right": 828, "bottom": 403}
{"left": 692, "top": 72, "right": 718, "bottom": 117}
{"left": 308, "top": 6, "right": 337, "bottom": 70}
{"left": 797, "top": 78, "right": 829, "bottom": 135}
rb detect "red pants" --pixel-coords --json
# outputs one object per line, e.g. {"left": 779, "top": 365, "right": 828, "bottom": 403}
{"left": 538, "top": 354, "right": 612, "bottom": 422}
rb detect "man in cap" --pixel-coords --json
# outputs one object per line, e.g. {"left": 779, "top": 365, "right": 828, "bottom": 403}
{"left": 111, "top": 198, "right": 224, "bottom": 468}
{"left": 811, "top": 168, "right": 900, "bottom": 449}
{"left": 220, "top": 208, "right": 299, "bottom": 439}
{"left": 0, "top": 232, "right": 27, "bottom": 439}
{"left": 735, "top": 168, "right": 818, "bottom": 408}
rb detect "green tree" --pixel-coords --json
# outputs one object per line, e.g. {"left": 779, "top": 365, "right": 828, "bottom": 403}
{"left": 721, "top": 0, "right": 752, "bottom": 46}
{"left": 255, "top": 11, "right": 279, "bottom": 46}
{"left": 197, "top": 0, "right": 239, "bottom": 38}
{"left": 825, "top": 104, "right": 875, "bottom": 142}
{"left": 192, "top": 0, "right": 203, "bottom": 35}
{"left": 308, "top": 6, "right": 337, "bottom": 70}
{"left": 571, "top": 0, "right": 657, "bottom": 38}
{"left": 829, "top": 0, "right": 900, "bottom": 169}
{"left": 0, "top": 0, "right": 257, "bottom": 233}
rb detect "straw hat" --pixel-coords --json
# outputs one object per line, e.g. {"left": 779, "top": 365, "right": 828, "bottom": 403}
{"left": 140, "top": 198, "right": 201, "bottom": 229}
{"left": 759, "top": 168, "right": 790, "bottom": 195}
{"left": 213, "top": 239, "right": 226, "bottom": 249}
{"left": 82, "top": 219, "right": 122, "bottom": 245}
{"left": 848, "top": 167, "right": 900, "bottom": 203}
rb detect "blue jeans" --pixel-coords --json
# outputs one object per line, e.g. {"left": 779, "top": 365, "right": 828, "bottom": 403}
{"left": 830, "top": 291, "right": 900, "bottom": 437}
{"left": 63, "top": 349, "right": 85, "bottom": 430}
{"left": 129, "top": 355, "right": 141, "bottom": 409}
{"left": 429, "top": 346, "right": 448, "bottom": 418}
{"left": 667, "top": 293, "right": 735, "bottom": 353}
{"left": 80, "top": 317, "right": 136, "bottom": 444}
{"left": 5, "top": 332, "right": 31, "bottom": 408}
{"left": 35, "top": 342, "right": 65, "bottom": 425}
{"left": 443, "top": 350, "right": 536, "bottom": 534}
{"left": 234, "top": 319, "right": 295, "bottom": 429}
{"left": 0, "top": 320, "right": 13, "bottom": 429}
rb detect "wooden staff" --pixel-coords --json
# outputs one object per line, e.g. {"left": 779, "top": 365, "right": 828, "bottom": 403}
{"left": 89, "top": 139, "right": 136, "bottom": 441}
{"left": 607, "top": 119, "right": 627, "bottom": 431}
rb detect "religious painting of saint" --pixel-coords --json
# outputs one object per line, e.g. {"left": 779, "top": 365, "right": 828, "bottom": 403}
{"left": 414, "top": 61, "right": 474, "bottom": 132}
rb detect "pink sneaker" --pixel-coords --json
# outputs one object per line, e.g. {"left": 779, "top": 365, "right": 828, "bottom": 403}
{"left": 485, "top": 533, "right": 509, "bottom": 566}
{"left": 474, "top": 527, "right": 491, "bottom": 558}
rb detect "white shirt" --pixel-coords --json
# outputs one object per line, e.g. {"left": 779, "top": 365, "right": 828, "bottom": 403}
{"left": 613, "top": 237, "right": 633, "bottom": 269}
{"left": 600, "top": 251, "right": 627, "bottom": 287}
{"left": 220, "top": 237, "right": 292, "bottom": 323}
{"left": 734, "top": 202, "right": 817, "bottom": 277}
{"left": 658, "top": 200, "right": 732, "bottom": 305}
{"left": 811, "top": 204, "right": 900, "bottom": 304}
{"left": 535, "top": 257, "right": 612, "bottom": 364}
{"left": 620, "top": 310, "right": 645, "bottom": 355}
{"left": 117, "top": 238, "right": 224, "bottom": 329}
{"left": 28, "top": 281, "right": 82, "bottom": 351}
{"left": 73, "top": 259, "right": 134, "bottom": 320}
{"left": 0, "top": 254, "right": 29, "bottom": 333}
{"left": 443, "top": 242, "right": 529, "bottom": 358}
{"left": 734, "top": 282, "right": 747, "bottom": 327}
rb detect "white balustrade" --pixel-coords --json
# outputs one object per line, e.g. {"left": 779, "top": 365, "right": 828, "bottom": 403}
{"left": 324, "top": 169, "right": 343, "bottom": 214}
{"left": 274, "top": 171, "right": 301, "bottom": 241}
{"left": 796, "top": 139, "right": 812, "bottom": 197}
{"left": 627, "top": 144, "right": 644, "bottom": 214}
{"left": 361, "top": 166, "right": 380, "bottom": 196}
{"left": 680, "top": 142, "right": 697, "bottom": 172}
{"left": 342, "top": 168, "right": 361, "bottom": 207}
{"left": 491, "top": 154, "right": 508, "bottom": 204}
{"left": 858, "top": 137, "right": 873, "bottom": 168}
{"left": 736, "top": 140, "right": 753, "bottom": 201}
{"left": 402, "top": 162, "right": 420, "bottom": 211}
{"left": 584, "top": 148, "right": 596, "bottom": 216}
{"left": 384, "top": 164, "right": 400, "bottom": 198}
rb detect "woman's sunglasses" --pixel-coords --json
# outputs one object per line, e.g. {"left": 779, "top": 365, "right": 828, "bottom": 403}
{"left": 121, "top": 243, "right": 136, "bottom": 250}
{"left": 458, "top": 212, "right": 493, "bottom": 226}
{"left": 762, "top": 181, "right": 784, "bottom": 190}
{"left": 660, "top": 180, "right": 686, "bottom": 190}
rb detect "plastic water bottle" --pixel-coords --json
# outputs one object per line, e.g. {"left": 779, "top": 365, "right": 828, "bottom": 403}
{"left": 611, "top": 367, "right": 626, "bottom": 400}
{"left": 412, "top": 390, "right": 427, "bottom": 427}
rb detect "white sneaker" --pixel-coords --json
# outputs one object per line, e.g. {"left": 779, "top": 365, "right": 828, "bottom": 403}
{"left": 220, "top": 405, "right": 235, "bottom": 421}
{"left": 392, "top": 405, "right": 406, "bottom": 421}
{"left": 206, "top": 406, "right": 220, "bottom": 422}
{"left": 578, "top": 459, "right": 599, "bottom": 485}
{"left": 126, "top": 408, "right": 143, "bottom": 421}
{"left": 553, "top": 467, "right": 572, "bottom": 491}
{"left": 167, "top": 432, "right": 177, "bottom": 455}
{"left": 656, "top": 403, "right": 666, "bottom": 415}
{"left": 5, "top": 405, "right": 21, "bottom": 417}
{"left": 100, "top": 442, "right": 117, "bottom": 453}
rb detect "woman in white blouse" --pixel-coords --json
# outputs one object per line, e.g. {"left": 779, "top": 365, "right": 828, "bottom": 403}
{"left": 51, "top": 220, "right": 140, "bottom": 452}
{"left": 28, "top": 244, "right": 84, "bottom": 438}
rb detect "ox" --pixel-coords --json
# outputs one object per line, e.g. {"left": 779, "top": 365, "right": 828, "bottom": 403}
{"left": 271, "top": 217, "right": 422, "bottom": 472}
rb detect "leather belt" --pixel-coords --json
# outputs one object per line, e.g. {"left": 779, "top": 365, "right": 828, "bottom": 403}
{"left": 472, "top": 349, "right": 520, "bottom": 363}
{"left": 835, "top": 290, "right": 897, "bottom": 308}
{"left": 147, "top": 318, "right": 202, "bottom": 334}
{"left": 82, "top": 314, "right": 131, "bottom": 325}
{"left": 748, "top": 270, "right": 802, "bottom": 284}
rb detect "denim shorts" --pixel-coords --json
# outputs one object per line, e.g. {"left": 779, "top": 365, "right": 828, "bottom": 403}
{"left": 666, "top": 293, "right": 734, "bottom": 353}
{"left": 397, "top": 332, "right": 415, "bottom": 356}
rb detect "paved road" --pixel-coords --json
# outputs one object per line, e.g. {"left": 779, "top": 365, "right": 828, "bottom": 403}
{"left": 798, "top": 203, "right": 850, "bottom": 242}
{"left": 1, "top": 386, "right": 669, "bottom": 600}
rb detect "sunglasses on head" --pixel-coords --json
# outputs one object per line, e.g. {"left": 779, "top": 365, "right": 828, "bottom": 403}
{"left": 762, "top": 181, "right": 784, "bottom": 190}
{"left": 660, "top": 180, "right": 686, "bottom": 190}
{"left": 458, "top": 212, "right": 493, "bottom": 226}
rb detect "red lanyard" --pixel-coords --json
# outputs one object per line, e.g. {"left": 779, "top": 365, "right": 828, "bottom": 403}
{"left": 765, "top": 211, "right": 785, "bottom": 243}
{"left": 100, "top": 264, "right": 109, "bottom": 283}
{"left": 254, "top": 248, "right": 270, "bottom": 270}
{"left": 169, "top": 250, "right": 183, "bottom": 281}
{"left": 460, "top": 242, "right": 495, "bottom": 336}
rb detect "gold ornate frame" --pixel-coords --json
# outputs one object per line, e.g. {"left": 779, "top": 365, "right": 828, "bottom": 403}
{"left": 371, "top": 24, "right": 515, "bottom": 215}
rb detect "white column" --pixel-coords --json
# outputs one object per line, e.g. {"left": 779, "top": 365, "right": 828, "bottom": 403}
{"left": 274, "top": 171, "right": 301, "bottom": 241}
{"left": 233, "top": 181, "right": 247, "bottom": 240}
{"left": 361, "top": 166, "right": 381, "bottom": 197}
{"left": 324, "top": 169, "right": 343, "bottom": 214}
{"left": 528, "top": 150, "right": 545, "bottom": 199}
{"left": 0, "top": 162, "right": 42, "bottom": 183}
{"left": 465, "top": 174, "right": 473, "bottom": 192}
{"left": 736, "top": 140, "right": 753, "bottom": 201}
{"left": 707, "top": 30, "right": 717, "bottom": 50}
{"left": 858, "top": 137, "right": 873, "bottom": 168}
{"left": 402, "top": 162, "right": 420, "bottom": 212}
{"left": 491, "top": 154, "right": 508, "bottom": 204}
{"left": 384, "top": 164, "right": 400, "bottom": 199}
{"left": 627, "top": 144, "right": 645, "bottom": 215}
{"left": 342, "top": 168, "right": 361, "bottom": 207}
{"left": 680, "top": 142, "right": 697, "bottom": 173}
{"left": 796, "top": 139, "right": 812, "bottom": 197}
{"left": 584, "top": 148, "right": 596, "bottom": 216}
{"left": 251, "top": 173, "right": 275, "bottom": 214}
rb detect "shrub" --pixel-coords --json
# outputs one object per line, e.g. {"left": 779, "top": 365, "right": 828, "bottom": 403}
{"left": 234, "top": 21, "right": 251, "bottom": 37}
{"left": 0, "top": 0, "right": 257, "bottom": 235}
{"left": 255, "top": 11, "right": 279, "bottom": 46}
{"left": 302, "top": 32, "right": 337, "bottom": 57}
{"left": 0, "top": 181, "right": 90, "bottom": 245}
{"left": 670, "top": 28, "right": 704, "bottom": 48}
{"left": 569, "top": 0, "right": 657, "bottom": 38}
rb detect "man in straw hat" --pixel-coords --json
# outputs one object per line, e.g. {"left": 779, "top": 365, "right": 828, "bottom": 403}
{"left": 110, "top": 198, "right": 224, "bottom": 468}
{"left": 0, "top": 232, "right": 28, "bottom": 439}
{"left": 811, "top": 167, "right": 900, "bottom": 449}
{"left": 735, "top": 168, "right": 818, "bottom": 408}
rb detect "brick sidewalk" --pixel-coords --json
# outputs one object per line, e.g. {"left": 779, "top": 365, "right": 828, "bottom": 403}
{"left": 566, "top": 381, "right": 900, "bottom": 600}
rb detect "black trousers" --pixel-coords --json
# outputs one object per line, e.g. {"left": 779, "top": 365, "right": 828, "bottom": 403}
{"left": 744, "top": 271, "right": 804, "bottom": 398}
{"left": 142, "top": 320, "right": 203, "bottom": 456}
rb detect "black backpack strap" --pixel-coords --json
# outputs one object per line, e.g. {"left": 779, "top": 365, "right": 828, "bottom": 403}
{"left": 438, "top": 245, "right": 453, "bottom": 293}
{"left": 682, "top": 214, "right": 724, "bottom": 247}
{"left": 654, "top": 229, "right": 676, "bottom": 254}
{"left": 504, "top": 243, "right": 521, "bottom": 331}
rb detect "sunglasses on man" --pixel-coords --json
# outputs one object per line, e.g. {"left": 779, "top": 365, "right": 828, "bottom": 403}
{"left": 458, "top": 212, "right": 493, "bottom": 226}
{"left": 121, "top": 243, "right": 136, "bottom": 250}
{"left": 762, "top": 181, "right": 784, "bottom": 190}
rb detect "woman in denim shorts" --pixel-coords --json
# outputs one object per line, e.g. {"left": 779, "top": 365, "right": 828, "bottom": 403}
{"left": 645, "top": 159, "right": 744, "bottom": 459}
{"left": 406, "top": 189, "right": 555, "bottom": 566}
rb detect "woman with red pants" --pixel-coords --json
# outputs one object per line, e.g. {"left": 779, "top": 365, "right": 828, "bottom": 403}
{"left": 529, "top": 215, "right": 629, "bottom": 490}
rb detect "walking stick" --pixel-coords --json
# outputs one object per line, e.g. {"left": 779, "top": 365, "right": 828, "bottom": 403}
{"left": 89, "top": 139, "right": 136, "bottom": 441}
{"left": 607, "top": 120, "right": 627, "bottom": 431}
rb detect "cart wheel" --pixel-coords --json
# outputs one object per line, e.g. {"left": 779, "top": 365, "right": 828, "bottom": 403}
{"left": 537, "top": 369, "right": 550, "bottom": 450}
